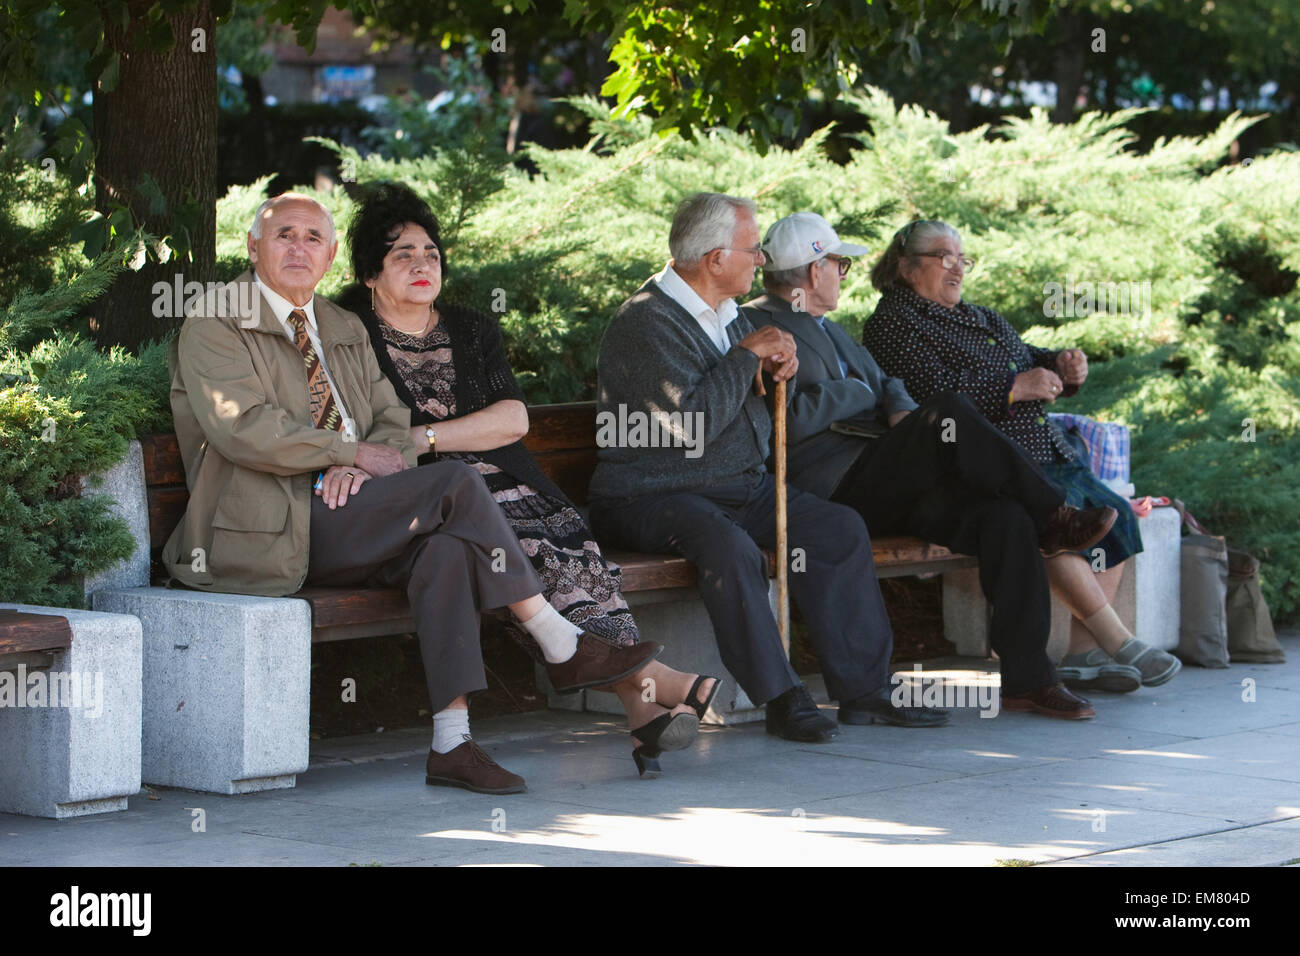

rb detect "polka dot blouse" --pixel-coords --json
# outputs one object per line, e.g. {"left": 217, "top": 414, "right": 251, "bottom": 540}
{"left": 862, "top": 285, "right": 1078, "bottom": 464}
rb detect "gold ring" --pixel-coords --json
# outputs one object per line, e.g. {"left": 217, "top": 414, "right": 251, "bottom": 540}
{"left": 346, "top": 472, "right": 355, "bottom": 478}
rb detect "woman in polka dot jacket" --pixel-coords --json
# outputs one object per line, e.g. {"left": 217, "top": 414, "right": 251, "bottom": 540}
{"left": 863, "top": 220, "right": 1181, "bottom": 692}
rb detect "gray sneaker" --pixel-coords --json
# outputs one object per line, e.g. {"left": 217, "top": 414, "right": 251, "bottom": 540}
{"left": 1112, "top": 638, "right": 1183, "bottom": 687}
{"left": 1058, "top": 647, "right": 1143, "bottom": 693}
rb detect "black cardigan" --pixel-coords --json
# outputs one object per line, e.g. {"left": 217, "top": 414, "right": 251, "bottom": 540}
{"left": 335, "top": 285, "right": 569, "bottom": 503}
{"left": 863, "top": 285, "right": 1078, "bottom": 464}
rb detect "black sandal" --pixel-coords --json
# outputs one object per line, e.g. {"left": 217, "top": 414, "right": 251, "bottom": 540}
{"left": 630, "top": 710, "right": 700, "bottom": 778}
{"left": 683, "top": 675, "right": 722, "bottom": 720}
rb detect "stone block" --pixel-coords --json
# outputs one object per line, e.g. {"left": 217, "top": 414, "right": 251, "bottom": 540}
{"left": 92, "top": 588, "right": 311, "bottom": 794}
{"left": 1132, "top": 505, "right": 1182, "bottom": 652}
{"left": 943, "top": 507, "right": 1181, "bottom": 664}
{"left": 81, "top": 440, "right": 150, "bottom": 600}
{"left": 535, "top": 665, "right": 587, "bottom": 712}
{"left": 942, "top": 567, "right": 992, "bottom": 656}
{"left": 580, "top": 585, "right": 763, "bottom": 724}
{"left": 0, "top": 604, "right": 142, "bottom": 819}
{"left": 1046, "top": 506, "right": 1177, "bottom": 662}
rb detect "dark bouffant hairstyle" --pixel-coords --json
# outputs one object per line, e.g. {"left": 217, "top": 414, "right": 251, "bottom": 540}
{"left": 348, "top": 181, "right": 446, "bottom": 283}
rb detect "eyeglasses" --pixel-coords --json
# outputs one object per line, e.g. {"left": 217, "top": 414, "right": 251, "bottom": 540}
{"left": 822, "top": 254, "right": 853, "bottom": 278}
{"left": 719, "top": 244, "right": 766, "bottom": 261}
{"left": 911, "top": 251, "right": 976, "bottom": 273}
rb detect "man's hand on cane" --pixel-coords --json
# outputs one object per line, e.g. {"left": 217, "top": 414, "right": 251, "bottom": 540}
{"left": 739, "top": 326, "right": 799, "bottom": 386}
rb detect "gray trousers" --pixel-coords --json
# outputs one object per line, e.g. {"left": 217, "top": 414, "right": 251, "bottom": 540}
{"left": 306, "top": 460, "right": 542, "bottom": 712}
{"left": 590, "top": 471, "right": 892, "bottom": 706}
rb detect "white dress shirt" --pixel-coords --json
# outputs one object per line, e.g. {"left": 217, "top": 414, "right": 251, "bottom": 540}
{"left": 653, "top": 262, "right": 738, "bottom": 354}
{"left": 254, "top": 273, "right": 352, "bottom": 429}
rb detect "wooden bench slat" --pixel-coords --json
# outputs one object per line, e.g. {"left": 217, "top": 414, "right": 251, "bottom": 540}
{"left": 607, "top": 550, "right": 697, "bottom": 591}
{"left": 139, "top": 404, "right": 978, "bottom": 638}
{"left": 0, "top": 610, "right": 74, "bottom": 655}
{"left": 149, "top": 486, "right": 189, "bottom": 551}
{"left": 519, "top": 401, "right": 601, "bottom": 452}
{"left": 527, "top": 448, "right": 598, "bottom": 504}
{"left": 296, "top": 587, "right": 411, "bottom": 628}
{"left": 141, "top": 433, "right": 186, "bottom": 487}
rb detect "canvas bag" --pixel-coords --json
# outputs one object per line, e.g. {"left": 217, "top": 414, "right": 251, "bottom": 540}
{"left": 1172, "top": 500, "right": 1230, "bottom": 668}
{"left": 1226, "top": 548, "right": 1286, "bottom": 663}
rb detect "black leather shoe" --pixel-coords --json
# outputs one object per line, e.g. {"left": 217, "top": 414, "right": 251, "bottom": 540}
{"left": 1039, "top": 505, "right": 1118, "bottom": 557}
{"left": 765, "top": 685, "right": 838, "bottom": 742}
{"left": 839, "top": 688, "right": 951, "bottom": 727}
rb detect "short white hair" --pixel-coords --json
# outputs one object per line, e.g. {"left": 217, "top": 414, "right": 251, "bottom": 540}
{"left": 248, "top": 192, "right": 337, "bottom": 245}
{"left": 669, "top": 192, "right": 757, "bottom": 267}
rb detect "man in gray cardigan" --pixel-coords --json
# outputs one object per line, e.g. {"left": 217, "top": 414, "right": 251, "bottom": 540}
{"left": 741, "top": 212, "right": 1121, "bottom": 719}
{"left": 588, "top": 193, "right": 948, "bottom": 741}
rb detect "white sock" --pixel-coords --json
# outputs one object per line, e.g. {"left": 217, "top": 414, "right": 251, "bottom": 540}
{"left": 432, "top": 707, "right": 471, "bottom": 754}
{"left": 518, "top": 604, "right": 581, "bottom": 663}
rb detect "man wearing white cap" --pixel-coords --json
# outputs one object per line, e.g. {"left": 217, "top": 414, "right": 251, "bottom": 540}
{"left": 589, "top": 193, "right": 954, "bottom": 741}
{"left": 740, "top": 212, "right": 1118, "bottom": 720}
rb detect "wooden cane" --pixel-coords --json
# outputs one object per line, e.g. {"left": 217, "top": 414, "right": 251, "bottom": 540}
{"left": 773, "top": 377, "right": 790, "bottom": 656}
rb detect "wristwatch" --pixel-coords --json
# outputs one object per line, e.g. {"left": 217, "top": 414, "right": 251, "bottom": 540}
{"left": 425, "top": 425, "right": 437, "bottom": 455}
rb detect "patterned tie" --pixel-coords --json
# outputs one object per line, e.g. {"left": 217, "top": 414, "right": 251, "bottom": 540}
{"left": 287, "top": 309, "right": 343, "bottom": 431}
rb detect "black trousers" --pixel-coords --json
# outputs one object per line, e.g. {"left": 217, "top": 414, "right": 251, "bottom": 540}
{"left": 306, "top": 461, "right": 542, "bottom": 713}
{"left": 590, "top": 471, "right": 892, "bottom": 706}
{"left": 831, "top": 391, "right": 1063, "bottom": 695}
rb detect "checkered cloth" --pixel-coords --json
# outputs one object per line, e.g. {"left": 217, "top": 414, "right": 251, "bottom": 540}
{"left": 1048, "top": 413, "right": 1130, "bottom": 481}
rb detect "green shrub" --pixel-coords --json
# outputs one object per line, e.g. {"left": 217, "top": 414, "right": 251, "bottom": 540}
{"left": 0, "top": 128, "right": 170, "bottom": 607}
{"left": 0, "top": 335, "right": 169, "bottom": 607}
{"left": 7, "top": 90, "right": 1300, "bottom": 622}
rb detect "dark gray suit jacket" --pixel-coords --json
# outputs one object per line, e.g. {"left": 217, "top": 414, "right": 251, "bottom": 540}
{"left": 740, "top": 292, "right": 918, "bottom": 498}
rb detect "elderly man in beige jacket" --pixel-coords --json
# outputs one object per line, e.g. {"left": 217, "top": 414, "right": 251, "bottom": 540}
{"left": 163, "top": 193, "right": 659, "bottom": 793}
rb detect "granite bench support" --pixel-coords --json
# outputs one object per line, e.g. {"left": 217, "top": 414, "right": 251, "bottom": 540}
{"left": 0, "top": 606, "right": 143, "bottom": 819}
{"left": 91, "top": 588, "right": 310, "bottom": 795}
{"left": 942, "top": 504, "right": 1182, "bottom": 661}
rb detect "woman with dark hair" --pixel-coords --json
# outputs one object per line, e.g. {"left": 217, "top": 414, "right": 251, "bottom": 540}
{"left": 338, "top": 182, "right": 719, "bottom": 776}
{"left": 863, "top": 220, "right": 1181, "bottom": 690}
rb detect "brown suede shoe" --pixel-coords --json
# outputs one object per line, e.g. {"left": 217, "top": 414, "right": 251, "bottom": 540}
{"left": 425, "top": 739, "right": 526, "bottom": 794}
{"left": 1003, "top": 682, "right": 1096, "bottom": 719}
{"left": 1039, "top": 505, "right": 1118, "bottom": 557}
{"left": 546, "top": 634, "right": 663, "bottom": 694}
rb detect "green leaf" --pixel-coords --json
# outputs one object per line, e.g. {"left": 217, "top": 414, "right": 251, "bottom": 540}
{"left": 98, "top": 51, "right": 120, "bottom": 93}
{"left": 70, "top": 213, "right": 109, "bottom": 260}
{"left": 138, "top": 174, "right": 168, "bottom": 219}
{"left": 147, "top": 14, "right": 175, "bottom": 53}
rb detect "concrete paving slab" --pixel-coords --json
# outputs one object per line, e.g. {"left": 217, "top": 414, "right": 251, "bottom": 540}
{"left": 1258, "top": 722, "right": 1300, "bottom": 739}
{"left": 816, "top": 719, "right": 1197, "bottom": 773}
{"left": 1097, "top": 729, "right": 1300, "bottom": 783}
{"left": 404, "top": 797, "right": 1033, "bottom": 867}
{"left": 1, "top": 633, "right": 1295, "bottom": 866}
{"left": 791, "top": 779, "right": 1219, "bottom": 866}
{"left": 968, "top": 755, "right": 1300, "bottom": 824}
{"left": 1044, "top": 817, "right": 1300, "bottom": 867}
{"left": 1097, "top": 681, "right": 1300, "bottom": 738}
{"left": 520, "top": 744, "right": 966, "bottom": 817}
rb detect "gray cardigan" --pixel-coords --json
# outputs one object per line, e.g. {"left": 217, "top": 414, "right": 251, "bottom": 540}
{"left": 741, "top": 292, "right": 918, "bottom": 499}
{"left": 589, "top": 279, "right": 773, "bottom": 500}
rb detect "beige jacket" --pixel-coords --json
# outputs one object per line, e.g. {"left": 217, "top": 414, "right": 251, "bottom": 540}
{"left": 161, "top": 271, "right": 418, "bottom": 596}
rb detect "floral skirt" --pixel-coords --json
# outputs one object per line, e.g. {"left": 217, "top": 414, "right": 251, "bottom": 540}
{"left": 452, "top": 454, "right": 640, "bottom": 661}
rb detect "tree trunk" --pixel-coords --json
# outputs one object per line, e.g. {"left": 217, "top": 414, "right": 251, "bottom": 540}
{"left": 91, "top": 0, "right": 217, "bottom": 352}
{"left": 947, "top": 85, "right": 971, "bottom": 133}
{"left": 1051, "top": 10, "right": 1086, "bottom": 124}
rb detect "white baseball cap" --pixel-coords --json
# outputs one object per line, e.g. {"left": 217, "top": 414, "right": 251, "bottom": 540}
{"left": 762, "top": 212, "right": 870, "bottom": 271}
